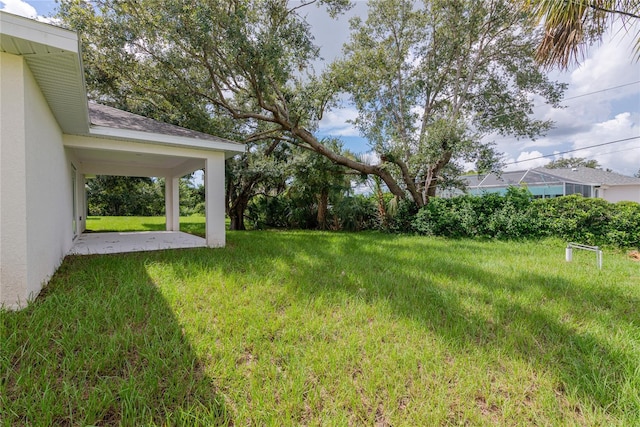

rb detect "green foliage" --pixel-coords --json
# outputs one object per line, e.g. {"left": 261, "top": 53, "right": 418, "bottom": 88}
{"left": 331, "top": 195, "right": 378, "bottom": 231}
{"left": 332, "top": 0, "right": 565, "bottom": 205}
{"left": 248, "top": 195, "right": 314, "bottom": 230}
{"left": 534, "top": 196, "right": 640, "bottom": 247}
{"left": 412, "top": 187, "right": 539, "bottom": 239}
{"left": 388, "top": 198, "right": 420, "bottom": 232}
{"left": 406, "top": 189, "right": 639, "bottom": 248}
{"left": 87, "top": 176, "right": 164, "bottom": 216}
{"left": 179, "top": 177, "right": 206, "bottom": 216}
{"left": 247, "top": 193, "right": 378, "bottom": 232}
{"left": 289, "top": 141, "right": 354, "bottom": 230}
{"left": 225, "top": 139, "right": 292, "bottom": 231}
{"left": 523, "top": 0, "right": 640, "bottom": 68}
{"left": 545, "top": 157, "right": 601, "bottom": 169}
{"left": 58, "top": 0, "right": 564, "bottom": 211}
{"left": 87, "top": 175, "right": 204, "bottom": 217}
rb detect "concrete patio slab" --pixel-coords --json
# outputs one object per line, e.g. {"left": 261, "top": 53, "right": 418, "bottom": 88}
{"left": 69, "top": 231, "right": 206, "bottom": 255}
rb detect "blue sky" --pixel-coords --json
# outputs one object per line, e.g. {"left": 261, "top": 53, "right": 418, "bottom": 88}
{"left": 4, "top": 0, "right": 639, "bottom": 176}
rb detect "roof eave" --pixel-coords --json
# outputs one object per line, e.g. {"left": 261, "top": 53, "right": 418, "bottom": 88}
{"left": 0, "top": 12, "right": 90, "bottom": 134}
{"left": 88, "top": 126, "right": 246, "bottom": 157}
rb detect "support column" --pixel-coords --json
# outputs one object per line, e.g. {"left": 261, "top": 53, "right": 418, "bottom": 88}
{"left": 80, "top": 175, "right": 87, "bottom": 233}
{"left": 205, "top": 153, "right": 225, "bottom": 247}
{"left": 165, "top": 176, "right": 179, "bottom": 231}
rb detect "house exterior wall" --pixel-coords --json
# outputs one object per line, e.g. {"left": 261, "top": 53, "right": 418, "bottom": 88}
{"left": 0, "top": 51, "right": 76, "bottom": 309}
{"left": 24, "top": 58, "right": 76, "bottom": 304}
{"left": 0, "top": 52, "right": 29, "bottom": 309}
{"left": 600, "top": 186, "right": 640, "bottom": 203}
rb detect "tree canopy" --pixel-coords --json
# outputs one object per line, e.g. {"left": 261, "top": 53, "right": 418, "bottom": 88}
{"left": 545, "top": 157, "right": 601, "bottom": 169}
{"left": 332, "top": 0, "right": 565, "bottom": 205}
{"left": 58, "top": 0, "right": 564, "bottom": 209}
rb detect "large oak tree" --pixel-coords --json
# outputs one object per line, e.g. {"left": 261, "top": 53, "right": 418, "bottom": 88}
{"left": 58, "top": 0, "right": 563, "bottom": 208}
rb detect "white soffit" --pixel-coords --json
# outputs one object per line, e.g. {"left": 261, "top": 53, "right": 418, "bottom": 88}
{"left": 88, "top": 126, "right": 245, "bottom": 158}
{"left": 0, "top": 11, "right": 89, "bottom": 134}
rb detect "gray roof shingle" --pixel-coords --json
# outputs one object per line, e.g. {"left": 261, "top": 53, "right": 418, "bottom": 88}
{"left": 461, "top": 167, "right": 640, "bottom": 189}
{"left": 88, "top": 102, "right": 241, "bottom": 145}
{"left": 534, "top": 167, "right": 640, "bottom": 186}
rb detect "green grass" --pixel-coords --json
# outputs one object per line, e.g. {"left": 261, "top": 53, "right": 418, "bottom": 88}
{"left": 2, "top": 231, "right": 639, "bottom": 425}
{"left": 85, "top": 215, "right": 207, "bottom": 237}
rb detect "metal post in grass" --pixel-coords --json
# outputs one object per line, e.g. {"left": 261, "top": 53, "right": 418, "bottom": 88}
{"left": 566, "top": 242, "right": 603, "bottom": 269}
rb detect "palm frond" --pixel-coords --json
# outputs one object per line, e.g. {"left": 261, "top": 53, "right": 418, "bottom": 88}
{"left": 524, "top": 0, "right": 640, "bottom": 69}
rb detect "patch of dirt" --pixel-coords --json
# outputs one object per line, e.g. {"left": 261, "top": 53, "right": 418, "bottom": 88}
{"left": 628, "top": 250, "right": 640, "bottom": 261}
{"left": 374, "top": 403, "right": 392, "bottom": 427}
{"left": 475, "top": 395, "right": 501, "bottom": 421}
{"left": 397, "top": 396, "right": 410, "bottom": 411}
{"left": 235, "top": 351, "right": 255, "bottom": 367}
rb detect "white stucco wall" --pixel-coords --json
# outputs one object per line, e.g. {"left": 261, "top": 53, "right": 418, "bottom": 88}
{"left": 0, "top": 52, "right": 77, "bottom": 309}
{"left": 23, "top": 60, "right": 76, "bottom": 303}
{"left": 601, "top": 186, "right": 640, "bottom": 204}
{"left": 0, "top": 52, "right": 29, "bottom": 309}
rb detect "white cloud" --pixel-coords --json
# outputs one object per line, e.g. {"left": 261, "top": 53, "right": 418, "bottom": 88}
{"left": 569, "top": 21, "right": 640, "bottom": 98}
{"left": 568, "top": 113, "right": 640, "bottom": 175}
{"left": 495, "top": 22, "right": 640, "bottom": 177}
{"left": 1, "top": 0, "right": 59, "bottom": 23}
{"left": 504, "top": 150, "right": 553, "bottom": 171}
{"left": 359, "top": 150, "right": 380, "bottom": 166}
{"left": 0, "top": 0, "right": 37, "bottom": 18}
{"left": 318, "top": 107, "right": 361, "bottom": 137}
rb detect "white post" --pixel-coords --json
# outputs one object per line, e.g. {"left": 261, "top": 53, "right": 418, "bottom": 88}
{"left": 597, "top": 250, "right": 603, "bottom": 270}
{"left": 205, "top": 153, "right": 226, "bottom": 247}
{"left": 565, "top": 246, "right": 572, "bottom": 262}
{"left": 165, "top": 176, "right": 179, "bottom": 231}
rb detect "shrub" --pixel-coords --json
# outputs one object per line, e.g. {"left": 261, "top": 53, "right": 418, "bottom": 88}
{"left": 535, "top": 196, "right": 614, "bottom": 246}
{"left": 331, "top": 195, "right": 378, "bottom": 231}
{"left": 405, "top": 188, "right": 638, "bottom": 249}
{"left": 607, "top": 202, "right": 640, "bottom": 248}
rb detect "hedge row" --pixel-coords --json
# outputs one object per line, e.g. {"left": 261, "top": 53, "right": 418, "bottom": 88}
{"left": 401, "top": 188, "right": 640, "bottom": 249}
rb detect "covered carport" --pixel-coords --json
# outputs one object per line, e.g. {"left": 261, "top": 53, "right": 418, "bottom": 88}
{"left": 65, "top": 103, "right": 244, "bottom": 252}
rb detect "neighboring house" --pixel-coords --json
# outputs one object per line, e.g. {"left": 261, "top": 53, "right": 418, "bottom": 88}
{"left": 0, "top": 12, "right": 244, "bottom": 309}
{"left": 457, "top": 167, "right": 640, "bottom": 203}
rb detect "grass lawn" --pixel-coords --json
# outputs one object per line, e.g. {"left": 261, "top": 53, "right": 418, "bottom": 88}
{"left": 2, "top": 230, "right": 639, "bottom": 425}
{"left": 85, "top": 215, "right": 207, "bottom": 237}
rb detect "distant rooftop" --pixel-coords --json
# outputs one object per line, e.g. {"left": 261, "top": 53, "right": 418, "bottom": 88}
{"left": 88, "top": 103, "right": 242, "bottom": 146}
{"left": 462, "top": 167, "right": 640, "bottom": 189}
{"left": 534, "top": 167, "right": 640, "bottom": 186}
{"left": 462, "top": 169, "right": 575, "bottom": 188}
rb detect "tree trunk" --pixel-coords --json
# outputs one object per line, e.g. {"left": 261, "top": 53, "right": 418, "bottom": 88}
{"left": 374, "top": 177, "right": 388, "bottom": 228}
{"left": 424, "top": 150, "right": 453, "bottom": 202}
{"left": 317, "top": 190, "right": 329, "bottom": 230}
{"left": 228, "top": 194, "right": 249, "bottom": 231}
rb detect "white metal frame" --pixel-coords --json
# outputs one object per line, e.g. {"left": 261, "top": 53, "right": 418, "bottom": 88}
{"left": 565, "top": 242, "right": 603, "bottom": 269}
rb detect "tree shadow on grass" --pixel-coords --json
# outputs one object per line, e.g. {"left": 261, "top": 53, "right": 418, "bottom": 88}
{"left": 0, "top": 254, "right": 230, "bottom": 426}
{"left": 163, "top": 231, "right": 638, "bottom": 419}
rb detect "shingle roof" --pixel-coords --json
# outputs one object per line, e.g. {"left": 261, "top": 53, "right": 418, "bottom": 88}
{"left": 462, "top": 169, "right": 571, "bottom": 188}
{"left": 534, "top": 167, "right": 640, "bottom": 186}
{"left": 88, "top": 103, "right": 241, "bottom": 146}
{"left": 461, "top": 167, "right": 640, "bottom": 189}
